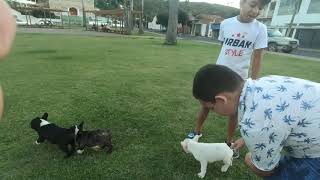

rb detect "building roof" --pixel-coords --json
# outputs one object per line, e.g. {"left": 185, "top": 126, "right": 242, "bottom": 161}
{"left": 85, "top": 9, "right": 141, "bottom": 17}
{"left": 193, "top": 14, "right": 224, "bottom": 24}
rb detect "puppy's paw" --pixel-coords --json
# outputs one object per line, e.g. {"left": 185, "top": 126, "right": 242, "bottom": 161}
{"left": 34, "top": 141, "right": 40, "bottom": 145}
{"left": 77, "top": 149, "right": 84, "bottom": 154}
{"left": 221, "top": 165, "right": 229, "bottom": 172}
{"left": 197, "top": 172, "right": 205, "bottom": 179}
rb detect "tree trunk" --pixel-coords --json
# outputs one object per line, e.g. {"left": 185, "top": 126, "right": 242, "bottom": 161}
{"left": 125, "top": 0, "right": 132, "bottom": 35}
{"left": 139, "top": 0, "right": 144, "bottom": 34}
{"left": 165, "top": 0, "right": 179, "bottom": 45}
{"left": 286, "top": 0, "right": 301, "bottom": 37}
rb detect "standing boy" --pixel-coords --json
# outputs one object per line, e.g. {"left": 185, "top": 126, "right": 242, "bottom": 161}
{"left": 188, "top": 0, "right": 270, "bottom": 146}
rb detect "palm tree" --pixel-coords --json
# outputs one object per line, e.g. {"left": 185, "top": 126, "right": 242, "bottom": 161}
{"left": 286, "top": 0, "right": 302, "bottom": 37}
{"left": 124, "top": 0, "right": 133, "bottom": 35}
{"left": 165, "top": 0, "right": 179, "bottom": 45}
{"left": 139, "top": 0, "right": 144, "bottom": 34}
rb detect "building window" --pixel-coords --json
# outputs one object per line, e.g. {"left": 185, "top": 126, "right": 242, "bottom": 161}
{"left": 69, "top": 7, "right": 78, "bottom": 16}
{"left": 308, "top": 0, "right": 320, "bottom": 14}
{"left": 278, "top": 0, "right": 301, "bottom": 15}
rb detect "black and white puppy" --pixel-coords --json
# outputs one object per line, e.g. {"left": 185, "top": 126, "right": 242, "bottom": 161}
{"left": 30, "top": 112, "right": 80, "bottom": 158}
{"left": 75, "top": 122, "right": 113, "bottom": 154}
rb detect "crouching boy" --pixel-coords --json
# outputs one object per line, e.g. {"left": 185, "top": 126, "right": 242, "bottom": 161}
{"left": 192, "top": 64, "right": 320, "bottom": 179}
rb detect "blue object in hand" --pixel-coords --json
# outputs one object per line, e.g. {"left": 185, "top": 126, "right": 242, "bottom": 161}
{"left": 187, "top": 131, "right": 199, "bottom": 139}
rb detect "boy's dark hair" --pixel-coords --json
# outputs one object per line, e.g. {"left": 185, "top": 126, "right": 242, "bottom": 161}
{"left": 193, "top": 64, "right": 244, "bottom": 102}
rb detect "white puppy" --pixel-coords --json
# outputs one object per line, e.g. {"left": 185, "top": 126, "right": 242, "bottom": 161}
{"left": 180, "top": 138, "right": 233, "bottom": 178}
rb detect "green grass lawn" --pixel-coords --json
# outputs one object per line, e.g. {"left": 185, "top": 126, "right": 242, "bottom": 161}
{"left": 0, "top": 33, "right": 319, "bottom": 179}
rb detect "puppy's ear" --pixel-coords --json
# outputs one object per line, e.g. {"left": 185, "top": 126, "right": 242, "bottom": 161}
{"left": 78, "top": 121, "right": 84, "bottom": 131}
{"left": 42, "top": 113, "right": 48, "bottom": 120}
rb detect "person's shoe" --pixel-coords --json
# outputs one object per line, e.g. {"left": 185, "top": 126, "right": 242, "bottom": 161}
{"left": 187, "top": 131, "right": 202, "bottom": 142}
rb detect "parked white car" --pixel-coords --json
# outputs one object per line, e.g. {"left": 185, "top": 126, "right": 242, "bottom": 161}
{"left": 88, "top": 19, "right": 110, "bottom": 26}
{"left": 36, "top": 19, "right": 54, "bottom": 26}
{"left": 16, "top": 19, "right": 27, "bottom": 25}
{"left": 267, "top": 29, "right": 299, "bottom": 53}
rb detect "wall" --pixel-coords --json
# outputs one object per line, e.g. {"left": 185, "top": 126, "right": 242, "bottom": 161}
{"left": 271, "top": 0, "right": 320, "bottom": 26}
{"left": 49, "top": 0, "right": 94, "bottom": 16}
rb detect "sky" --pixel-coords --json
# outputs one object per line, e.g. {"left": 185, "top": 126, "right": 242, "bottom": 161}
{"left": 180, "top": 0, "right": 240, "bottom": 8}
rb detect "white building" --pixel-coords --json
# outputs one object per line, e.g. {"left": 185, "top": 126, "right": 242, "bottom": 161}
{"left": 269, "top": 0, "right": 320, "bottom": 48}
{"left": 8, "top": 0, "right": 37, "bottom": 5}
{"left": 257, "top": 0, "right": 276, "bottom": 26}
{"left": 48, "top": 0, "right": 95, "bottom": 17}
{"left": 271, "top": 0, "right": 320, "bottom": 32}
{"left": 190, "top": 14, "right": 224, "bottom": 38}
{"left": 148, "top": 16, "right": 161, "bottom": 30}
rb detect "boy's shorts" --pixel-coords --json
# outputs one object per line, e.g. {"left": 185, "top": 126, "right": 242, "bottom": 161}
{"left": 264, "top": 156, "right": 320, "bottom": 180}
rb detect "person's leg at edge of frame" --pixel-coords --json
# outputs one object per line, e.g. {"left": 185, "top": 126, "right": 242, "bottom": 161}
{"left": 264, "top": 156, "right": 320, "bottom": 180}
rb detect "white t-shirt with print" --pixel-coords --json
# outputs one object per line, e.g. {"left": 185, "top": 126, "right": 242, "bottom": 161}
{"left": 217, "top": 16, "right": 267, "bottom": 79}
{"left": 238, "top": 76, "right": 320, "bottom": 171}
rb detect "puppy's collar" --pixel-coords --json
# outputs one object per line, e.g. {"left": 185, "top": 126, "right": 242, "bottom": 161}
{"left": 40, "top": 119, "right": 51, "bottom": 127}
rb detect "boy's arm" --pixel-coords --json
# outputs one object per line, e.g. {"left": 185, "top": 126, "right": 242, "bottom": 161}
{"left": 226, "top": 113, "right": 238, "bottom": 144}
{"left": 245, "top": 153, "right": 274, "bottom": 177}
{"left": 251, "top": 23, "right": 268, "bottom": 80}
{"left": 0, "top": 0, "right": 16, "bottom": 60}
{"left": 251, "top": 49, "right": 264, "bottom": 80}
{"left": 194, "top": 105, "right": 209, "bottom": 134}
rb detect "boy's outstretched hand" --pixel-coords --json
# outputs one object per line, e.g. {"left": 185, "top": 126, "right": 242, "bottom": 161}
{"left": 187, "top": 131, "right": 202, "bottom": 142}
{"left": 231, "top": 138, "right": 245, "bottom": 151}
{"left": 0, "top": 0, "right": 16, "bottom": 60}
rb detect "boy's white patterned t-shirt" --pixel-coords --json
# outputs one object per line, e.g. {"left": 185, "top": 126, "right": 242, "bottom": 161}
{"left": 217, "top": 17, "right": 267, "bottom": 79}
{"left": 238, "top": 76, "right": 320, "bottom": 171}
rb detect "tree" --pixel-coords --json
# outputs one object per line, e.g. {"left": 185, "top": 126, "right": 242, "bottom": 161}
{"left": 133, "top": 0, "right": 165, "bottom": 24}
{"left": 179, "top": 2, "right": 239, "bottom": 18}
{"left": 157, "top": 12, "right": 169, "bottom": 28}
{"left": 286, "top": 0, "right": 302, "bottom": 37}
{"left": 165, "top": 0, "right": 179, "bottom": 45}
{"left": 157, "top": 9, "right": 188, "bottom": 28}
{"left": 178, "top": 9, "right": 188, "bottom": 26}
{"left": 138, "top": 0, "right": 144, "bottom": 34}
{"left": 95, "top": 0, "right": 125, "bottom": 10}
{"left": 124, "top": 0, "right": 133, "bottom": 35}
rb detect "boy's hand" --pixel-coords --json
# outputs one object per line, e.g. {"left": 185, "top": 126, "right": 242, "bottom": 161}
{"left": 187, "top": 131, "right": 202, "bottom": 142}
{"left": 224, "top": 140, "right": 232, "bottom": 147}
{"left": 0, "top": 0, "right": 16, "bottom": 60}
{"left": 231, "top": 138, "right": 245, "bottom": 151}
{"left": 225, "top": 140, "right": 240, "bottom": 158}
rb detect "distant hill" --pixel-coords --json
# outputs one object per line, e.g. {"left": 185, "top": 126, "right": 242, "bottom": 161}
{"left": 180, "top": 2, "right": 240, "bottom": 18}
